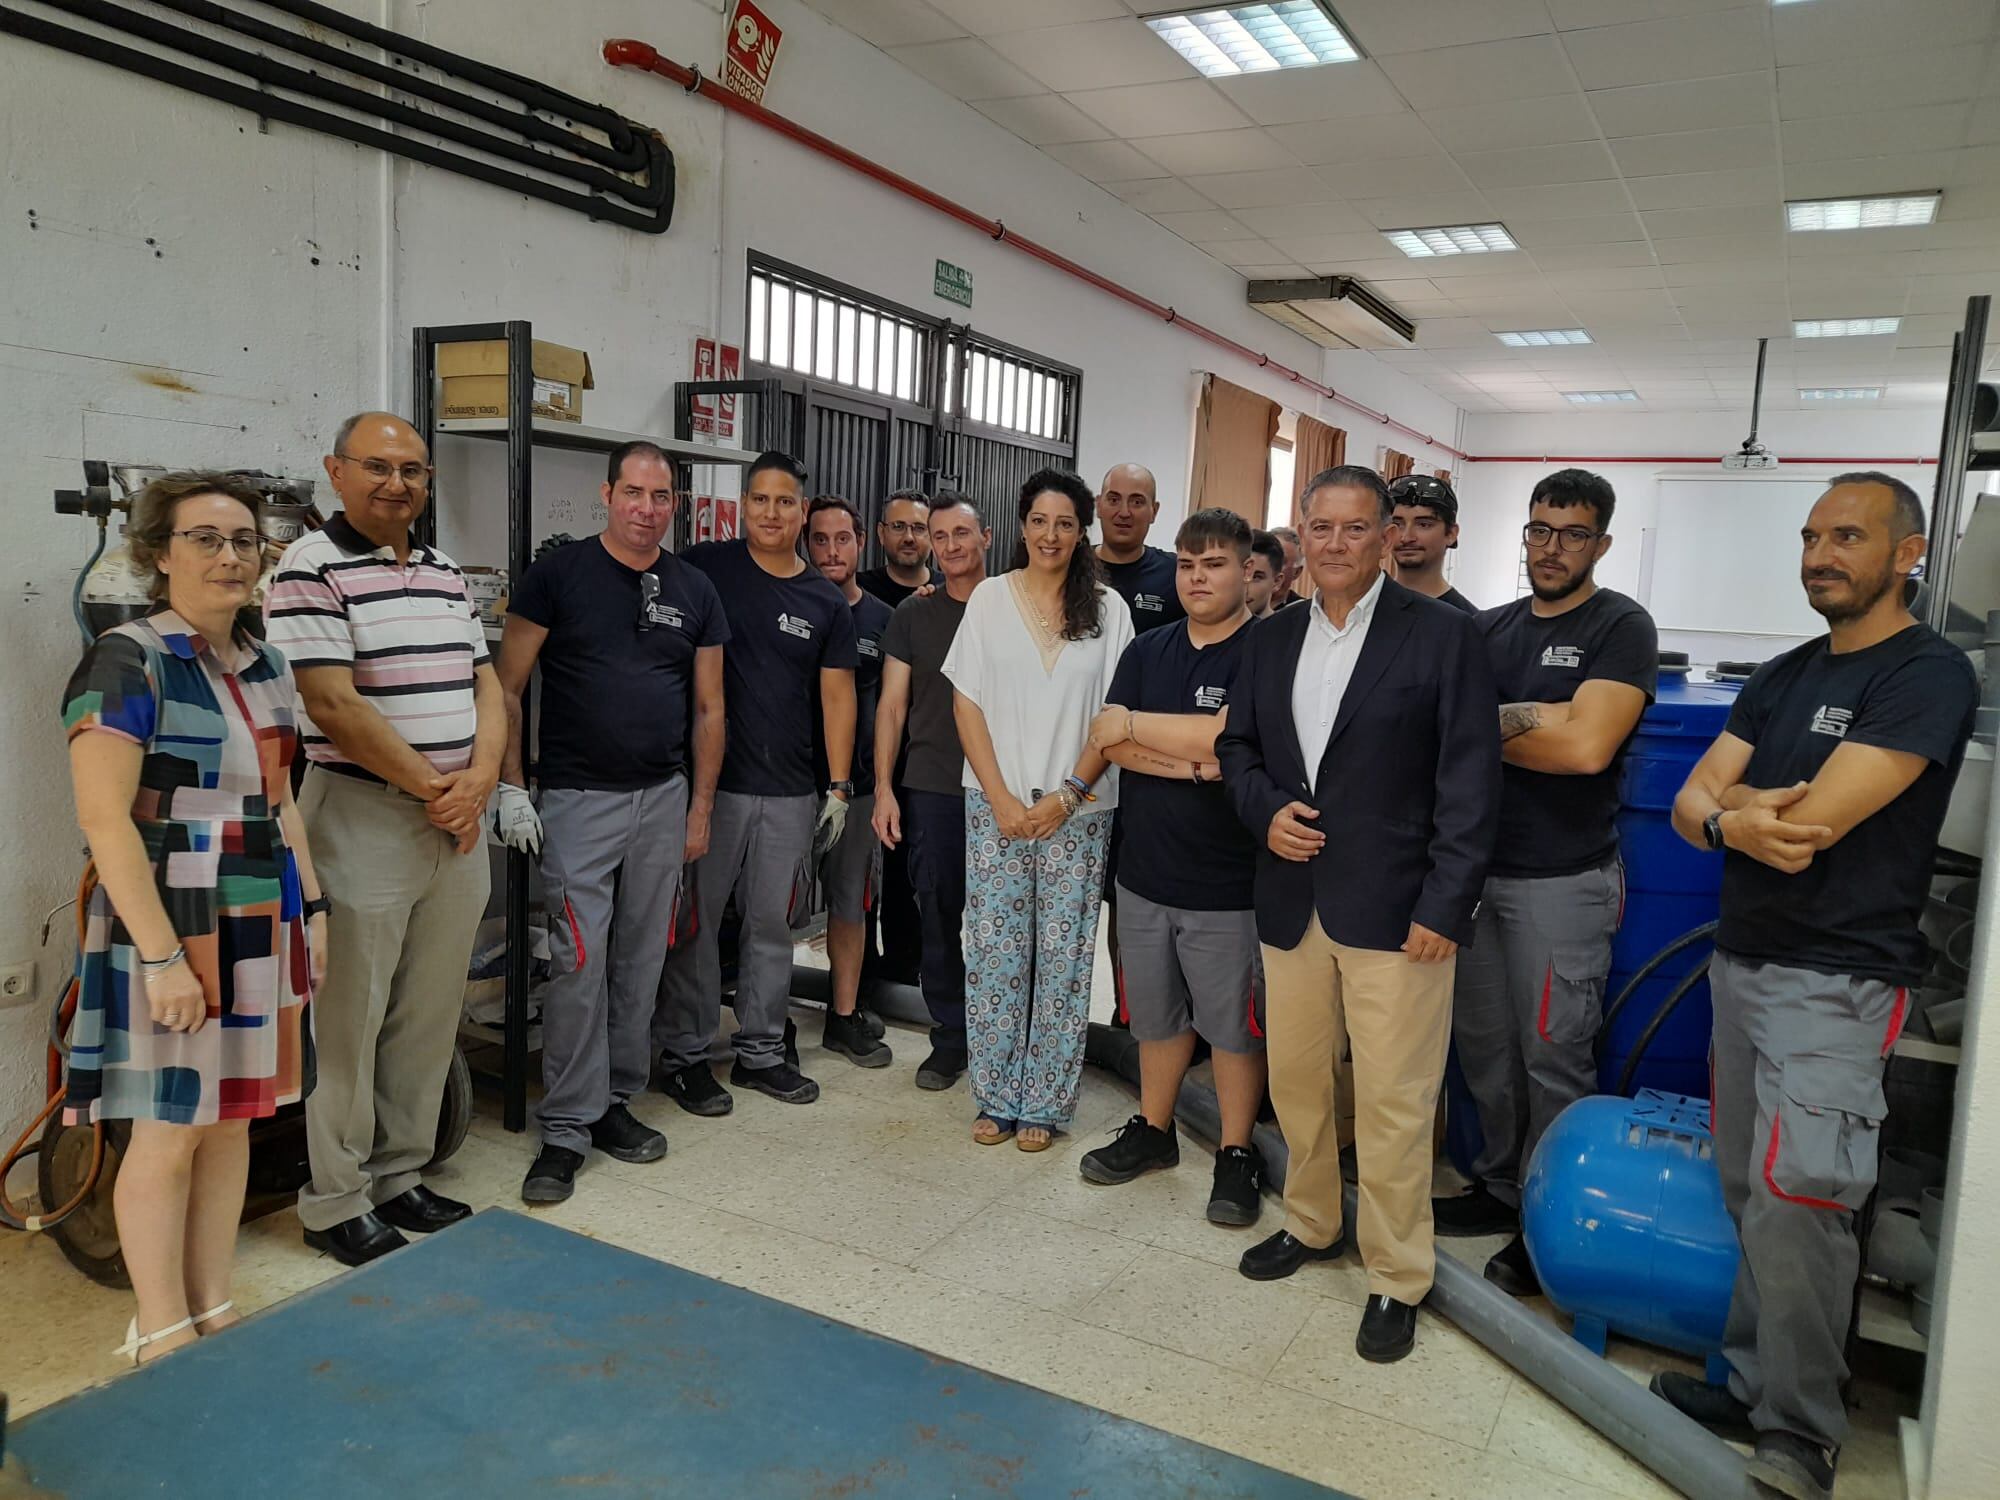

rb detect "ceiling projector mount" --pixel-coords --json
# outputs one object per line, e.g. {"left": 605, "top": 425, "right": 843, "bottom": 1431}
{"left": 1724, "top": 337, "right": 1780, "bottom": 470}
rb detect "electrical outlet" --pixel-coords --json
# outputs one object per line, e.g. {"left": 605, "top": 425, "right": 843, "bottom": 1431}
{"left": 0, "top": 962, "right": 37, "bottom": 1007}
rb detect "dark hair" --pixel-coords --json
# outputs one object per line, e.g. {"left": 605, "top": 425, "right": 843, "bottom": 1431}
{"left": 746, "top": 450, "right": 808, "bottom": 490}
{"left": 807, "top": 495, "right": 861, "bottom": 531}
{"left": 1828, "top": 470, "right": 1927, "bottom": 541}
{"left": 126, "top": 471, "right": 268, "bottom": 605}
{"left": 927, "top": 490, "right": 982, "bottom": 525}
{"left": 1300, "top": 464, "right": 1392, "bottom": 523}
{"left": 1530, "top": 468, "right": 1616, "bottom": 530}
{"left": 883, "top": 487, "right": 929, "bottom": 510}
{"left": 1249, "top": 529, "right": 1285, "bottom": 571}
{"left": 606, "top": 439, "right": 672, "bottom": 488}
{"left": 1388, "top": 473, "right": 1458, "bottom": 527}
{"left": 1012, "top": 467, "right": 1104, "bottom": 640}
{"left": 1176, "top": 507, "right": 1252, "bottom": 559}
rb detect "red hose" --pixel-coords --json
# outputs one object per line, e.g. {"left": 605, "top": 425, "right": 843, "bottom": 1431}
{"left": 602, "top": 39, "right": 1463, "bottom": 462}
{"left": 1, "top": 866, "right": 101, "bottom": 1234}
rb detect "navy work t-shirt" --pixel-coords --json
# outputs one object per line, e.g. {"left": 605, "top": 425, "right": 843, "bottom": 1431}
{"left": 1718, "top": 624, "right": 1977, "bottom": 985}
{"left": 508, "top": 539, "right": 727, "bottom": 792}
{"left": 1478, "top": 589, "right": 1658, "bottom": 878}
{"left": 814, "top": 589, "right": 894, "bottom": 798}
{"left": 857, "top": 567, "right": 926, "bottom": 610}
{"left": 1100, "top": 546, "right": 1186, "bottom": 634}
{"left": 1106, "top": 618, "right": 1256, "bottom": 910}
{"left": 684, "top": 540, "right": 859, "bottom": 798}
{"left": 1439, "top": 586, "right": 1477, "bottom": 615}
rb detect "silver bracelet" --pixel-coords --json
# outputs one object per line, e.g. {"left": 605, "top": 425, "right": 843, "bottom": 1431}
{"left": 140, "top": 945, "right": 186, "bottom": 974}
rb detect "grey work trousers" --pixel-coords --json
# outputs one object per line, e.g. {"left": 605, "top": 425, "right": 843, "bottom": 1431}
{"left": 654, "top": 789, "right": 815, "bottom": 1073}
{"left": 536, "top": 779, "right": 687, "bottom": 1153}
{"left": 297, "top": 769, "right": 489, "bottom": 1231}
{"left": 1711, "top": 950, "right": 1903, "bottom": 1451}
{"left": 1452, "top": 860, "right": 1622, "bottom": 1206}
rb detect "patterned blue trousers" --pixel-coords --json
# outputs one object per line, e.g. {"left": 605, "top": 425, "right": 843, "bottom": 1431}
{"left": 963, "top": 789, "right": 1112, "bottom": 1129}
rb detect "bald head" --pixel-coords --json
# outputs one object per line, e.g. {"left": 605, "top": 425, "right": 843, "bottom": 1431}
{"left": 325, "top": 409, "right": 433, "bottom": 546}
{"left": 333, "top": 410, "right": 423, "bottom": 459}
{"left": 1097, "top": 463, "right": 1161, "bottom": 559}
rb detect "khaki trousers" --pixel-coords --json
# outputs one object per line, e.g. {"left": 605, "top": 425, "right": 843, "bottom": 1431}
{"left": 298, "top": 770, "right": 489, "bottom": 1231}
{"left": 1264, "top": 915, "right": 1455, "bottom": 1302}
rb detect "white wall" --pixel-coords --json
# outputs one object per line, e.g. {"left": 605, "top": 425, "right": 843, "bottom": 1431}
{"left": 0, "top": 1, "right": 1461, "bottom": 1147}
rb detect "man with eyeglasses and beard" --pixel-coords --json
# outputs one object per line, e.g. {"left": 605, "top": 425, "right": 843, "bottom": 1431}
{"left": 1387, "top": 475, "right": 1476, "bottom": 614}
{"left": 1433, "top": 469, "right": 1657, "bottom": 1299}
{"left": 857, "top": 489, "right": 933, "bottom": 607}
{"left": 496, "top": 442, "right": 728, "bottom": 1205}
{"left": 1660, "top": 474, "right": 1975, "bottom": 1500}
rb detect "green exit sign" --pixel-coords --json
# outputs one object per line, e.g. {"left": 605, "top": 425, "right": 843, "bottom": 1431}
{"left": 934, "top": 259, "right": 973, "bottom": 308}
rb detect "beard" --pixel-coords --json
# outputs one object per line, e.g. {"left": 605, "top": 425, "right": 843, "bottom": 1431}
{"left": 1805, "top": 561, "right": 1897, "bottom": 623}
{"left": 1530, "top": 564, "right": 1592, "bottom": 603}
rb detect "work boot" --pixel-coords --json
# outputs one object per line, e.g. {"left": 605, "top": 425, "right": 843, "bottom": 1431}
{"left": 521, "top": 1145, "right": 584, "bottom": 1204}
{"left": 915, "top": 1046, "right": 967, "bottom": 1091}
{"left": 731, "top": 1059, "right": 820, "bottom": 1104}
{"left": 1483, "top": 1233, "right": 1541, "bottom": 1297}
{"left": 589, "top": 1103, "right": 667, "bottom": 1163}
{"left": 657, "top": 1060, "right": 734, "bottom": 1117}
{"left": 1078, "top": 1115, "right": 1178, "bottom": 1185}
{"left": 1207, "top": 1144, "right": 1266, "bottom": 1226}
{"left": 1649, "top": 1370, "right": 1755, "bottom": 1444}
{"left": 1747, "top": 1431, "right": 1836, "bottom": 1500}
{"left": 823, "top": 1008, "right": 892, "bottom": 1068}
{"left": 1432, "top": 1183, "right": 1518, "bottom": 1237}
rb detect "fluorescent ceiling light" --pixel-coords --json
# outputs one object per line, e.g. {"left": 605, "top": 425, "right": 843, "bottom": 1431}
{"left": 1384, "top": 223, "right": 1518, "bottom": 258}
{"left": 1564, "top": 390, "right": 1640, "bottom": 404}
{"left": 1787, "top": 193, "right": 1939, "bottom": 231}
{"left": 1143, "top": 3, "right": 1359, "bottom": 78}
{"left": 1799, "top": 387, "right": 1883, "bottom": 401}
{"left": 1794, "top": 317, "right": 1900, "bottom": 338}
{"left": 1497, "top": 329, "right": 1591, "bottom": 347}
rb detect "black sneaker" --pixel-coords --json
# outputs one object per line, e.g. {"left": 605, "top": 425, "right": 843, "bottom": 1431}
{"left": 1483, "top": 1233, "right": 1541, "bottom": 1298}
{"left": 1433, "top": 1183, "right": 1518, "bottom": 1237}
{"left": 1079, "top": 1115, "right": 1178, "bottom": 1185}
{"left": 1747, "top": 1431, "right": 1837, "bottom": 1500}
{"left": 915, "top": 1047, "right": 967, "bottom": 1091}
{"left": 858, "top": 1004, "right": 887, "bottom": 1040}
{"left": 589, "top": 1103, "right": 667, "bottom": 1163}
{"left": 731, "top": 1059, "right": 820, "bottom": 1104}
{"left": 1649, "top": 1370, "right": 1755, "bottom": 1444}
{"left": 783, "top": 1018, "right": 800, "bottom": 1069}
{"left": 1207, "top": 1145, "right": 1266, "bottom": 1226}
{"left": 656, "top": 1060, "right": 734, "bottom": 1117}
{"left": 823, "top": 1008, "right": 893, "bottom": 1069}
{"left": 522, "top": 1144, "right": 584, "bottom": 1204}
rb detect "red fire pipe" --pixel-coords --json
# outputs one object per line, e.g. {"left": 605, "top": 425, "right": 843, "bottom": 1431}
{"left": 603, "top": 38, "right": 1464, "bottom": 462}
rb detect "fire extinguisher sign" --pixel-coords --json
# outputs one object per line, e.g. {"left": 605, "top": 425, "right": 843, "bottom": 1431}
{"left": 723, "top": 0, "right": 782, "bottom": 105}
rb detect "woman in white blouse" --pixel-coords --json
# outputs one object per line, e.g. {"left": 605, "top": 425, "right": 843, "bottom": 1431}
{"left": 942, "top": 469, "right": 1134, "bottom": 1151}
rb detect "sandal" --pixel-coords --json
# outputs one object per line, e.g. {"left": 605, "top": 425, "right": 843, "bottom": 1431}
{"left": 191, "top": 1300, "right": 236, "bottom": 1330}
{"left": 116, "top": 1314, "right": 195, "bottom": 1367}
{"left": 972, "top": 1114, "right": 1016, "bottom": 1145}
{"left": 1016, "top": 1125, "right": 1054, "bottom": 1153}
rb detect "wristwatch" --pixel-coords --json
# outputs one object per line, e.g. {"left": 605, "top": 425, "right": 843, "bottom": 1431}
{"left": 303, "top": 894, "right": 332, "bottom": 920}
{"left": 829, "top": 780, "right": 854, "bottom": 798}
{"left": 1702, "top": 810, "right": 1726, "bottom": 852}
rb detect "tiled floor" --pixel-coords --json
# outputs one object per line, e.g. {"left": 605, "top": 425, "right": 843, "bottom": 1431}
{"left": 0, "top": 1003, "right": 1911, "bottom": 1500}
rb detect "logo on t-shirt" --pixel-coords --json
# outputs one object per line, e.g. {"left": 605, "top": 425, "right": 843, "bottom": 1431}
{"left": 1194, "top": 684, "right": 1228, "bottom": 710}
{"left": 1133, "top": 592, "right": 1169, "bottom": 615}
{"left": 859, "top": 635, "right": 881, "bottom": 660}
{"left": 1809, "top": 704, "right": 1854, "bottom": 739}
{"left": 776, "top": 612, "right": 813, "bottom": 641}
{"left": 648, "top": 601, "right": 684, "bottom": 629}
{"left": 1541, "top": 645, "right": 1583, "bottom": 669}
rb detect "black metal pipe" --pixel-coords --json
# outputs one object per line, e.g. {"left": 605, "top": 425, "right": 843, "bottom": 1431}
{"left": 1746, "top": 337, "right": 1767, "bottom": 449}
{"left": 0, "top": 5, "right": 672, "bottom": 233}
{"left": 1596, "top": 922, "right": 1716, "bottom": 1063}
{"left": 1615, "top": 956, "right": 1712, "bottom": 1098}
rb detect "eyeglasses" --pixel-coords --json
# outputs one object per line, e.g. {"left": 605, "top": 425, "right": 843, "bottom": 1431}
{"left": 637, "top": 571, "right": 660, "bottom": 632}
{"left": 337, "top": 452, "right": 434, "bottom": 487}
{"left": 172, "top": 529, "right": 268, "bottom": 560}
{"left": 1522, "top": 522, "right": 1602, "bottom": 554}
{"left": 882, "top": 520, "right": 927, "bottom": 535}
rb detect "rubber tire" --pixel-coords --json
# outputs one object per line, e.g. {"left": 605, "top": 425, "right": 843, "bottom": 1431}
{"left": 38, "top": 1116, "right": 132, "bottom": 1289}
{"left": 429, "top": 1045, "right": 473, "bottom": 1168}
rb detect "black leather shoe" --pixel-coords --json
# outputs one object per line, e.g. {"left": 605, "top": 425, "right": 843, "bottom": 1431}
{"left": 304, "top": 1210, "right": 407, "bottom": 1267}
{"left": 375, "top": 1185, "right": 472, "bottom": 1235}
{"left": 1483, "top": 1233, "right": 1542, "bottom": 1298}
{"left": 1649, "top": 1370, "right": 1755, "bottom": 1444}
{"left": 1432, "top": 1183, "right": 1519, "bottom": 1237}
{"left": 1356, "top": 1294, "right": 1419, "bottom": 1363}
{"left": 1238, "top": 1229, "right": 1345, "bottom": 1282}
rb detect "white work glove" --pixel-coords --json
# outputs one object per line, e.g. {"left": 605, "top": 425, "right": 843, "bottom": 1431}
{"left": 490, "top": 782, "right": 544, "bottom": 857}
{"left": 814, "top": 791, "right": 849, "bottom": 856}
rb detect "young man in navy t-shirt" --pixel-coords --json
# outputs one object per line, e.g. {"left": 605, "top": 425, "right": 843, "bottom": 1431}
{"left": 1082, "top": 508, "right": 1266, "bottom": 1227}
{"left": 1663, "top": 474, "right": 1976, "bottom": 1500}
{"left": 653, "top": 452, "right": 858, "bottom": 1113}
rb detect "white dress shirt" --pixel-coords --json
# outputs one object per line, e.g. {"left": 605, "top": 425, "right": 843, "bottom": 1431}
{"left": 1291, "top": 570, "right": 1385, "bottom": 790}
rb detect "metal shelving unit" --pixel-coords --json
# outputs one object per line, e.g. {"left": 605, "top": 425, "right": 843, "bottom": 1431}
{"left": 413, "top": 320, "right": 766, "bottom": 1130}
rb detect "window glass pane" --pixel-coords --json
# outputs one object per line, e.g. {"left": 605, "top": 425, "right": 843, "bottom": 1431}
{"left": 816, "top": 295, "right": 837, "bottom": 380}
{"left": 857, "top": 312, "right": 878, "bottom": 394}
{"left": 748, "top": 273, "right": 768, "bottom": 363}
{"left": 896, "top": 325, "right": 916, "bottom": 401}
{"left": 792, "top": 287, "right": 813, "bottom": 371}
{"left": 769, "top": 284, "right": 791, "bottom": 371}
{"left": 836, "top": 304, "right": 857, "bottom": 386}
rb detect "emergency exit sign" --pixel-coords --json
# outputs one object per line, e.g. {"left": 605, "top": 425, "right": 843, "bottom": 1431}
{"left": 934, "top": 259, "right": 973, "bottom": 309}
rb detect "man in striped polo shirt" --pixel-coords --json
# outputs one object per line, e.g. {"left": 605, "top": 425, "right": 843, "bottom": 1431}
{"left": 264, "top": 411, "right": 504, "bottom": 1266}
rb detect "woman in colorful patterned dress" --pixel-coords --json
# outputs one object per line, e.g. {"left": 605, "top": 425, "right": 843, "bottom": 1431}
{"left": 63, "top": 472, "right": 325, "bottom": 1365}
{"left": 942, "top": 470, "right": 1133, "bottom": 1152}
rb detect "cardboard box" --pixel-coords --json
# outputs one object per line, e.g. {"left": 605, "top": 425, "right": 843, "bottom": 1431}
{"left": 437, "top": 338, "right": 594, "bottom": 422}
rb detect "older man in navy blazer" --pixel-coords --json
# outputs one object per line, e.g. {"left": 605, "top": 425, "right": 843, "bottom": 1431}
{"left": 1219, "top": 463, "right": 1500, "bottom": 1364}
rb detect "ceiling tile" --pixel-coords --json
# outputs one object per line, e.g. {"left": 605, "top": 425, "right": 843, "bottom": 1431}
{"left": 1151, "top": 209, "right": 1261, "bottom": 242}
{"left": 1562, "top": 8, "right": 1773, "bottom": 91}
{"left": 1183, "top": 167, "right": 1336, "bottom": 210}
{"left": 1206, "top": 239, "right": 1291, "bottom": 269}
{"left": 1420, "top": 94, "right": 1602, "bottom": 153}
{"left": 1587, "top": 73, "right": 1774, "bottom": 139}
{"left": 1781, "top": 104, "right": 1972, "bottom": 166}
{"left": 969, "top": 92, "right": 1111, "bottom": 145}
{"left": 1638, "top": 203, "right": 1779, "bottom": 239}
{"left": 1623, "top": 166, "right": 1783, "bottom": 211}
{"left": 1530, "top": 243, "right": 1665, "bottom": 270}
{"left": 802, "top": 0, "right": 965, "bottom": 48}
{"left": 1234, "top": 201, "right": 1373, "bottom": 238}
{"left": 1064, "top": 79, "right": 1251, "bottom": 137}
{"left": 1127, "top": 129, "right": 1298, "bottom": 176}
{"left": 1270, "top": 117, "right": 1438, "bottom": 172}
{"left": 1421, "top": 250, "right": 1536, "bottom": 278}
{"left": 1512, "top": 216, "right": 1651, "bottom": 250}
{"left": 1779, "top": 48, "right": 1986, "bottom": 119}
{"left": 985, "top": 19, "right": 1196, "bottom": 93}
{"left": 1210, "top": 62, "right": 1409, "bottom": 125}
{"left": 1652, "top": 231, "right": 1787, "bottom": 263}
{"left": 1782, "top": 152, "right": 1957, "bottom": 200}
{"left": 1459, "top": 141, "right": 1622, "bottom": 190}
{"left": 925, "top": 0, "right": 1127, "bottom": 34}
{"left": 1774, "top": 0, "right": 1998, "bottom": 66}
{"left": 1275, "top": 232, "right": 1407, "bottom": 264}
{"left": 1375, "top": 36, "right": 1577, "bottom": 109}
{"left": 1663, "top": 260, "right": 1789, "bottom": 286}
{"left": 1347, "top": 191, "right": 1500, "bottom": 229}
{"left": 1317, "top": 153, "right": 1473, "bottom": 199}
{"left": 1482, "top": 180, "right": 1637, "bottom": 220}
{"left": 1546, "top": 266, "right": 1672, "bottom": 291}
{"left": 1040, "top": 138, "right": 1170, "bottom": 183}
{"left": 1335, "top": 0, "right": 1554, "bottom": 55}
{"left": 1970, "top": 98, "right": 2000, "bottom": 147}
{"left": 1609, "top": 125, "right": 1778, "bottom": 179}
{"left": 887, "top": 38, "right": 1045, "bottom": 100}
{"left": 1100, "top": 177, "right": 1218, "bottom": 214}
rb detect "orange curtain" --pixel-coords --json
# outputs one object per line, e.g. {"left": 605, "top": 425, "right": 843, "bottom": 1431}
{"left": 1381, "top": 449, "right": 1415, "bottom": 481}
{"left": 1288, "top": 413, "right": 1345, "bottom": 525}
{"left": 1188, "top": 374, "right": 1279, "bottom": 527}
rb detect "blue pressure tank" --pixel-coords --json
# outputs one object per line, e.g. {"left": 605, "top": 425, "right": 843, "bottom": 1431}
{"left": 1523, "top": 1090, "right": 1739, "bottom": 1364}
{"left": 1600, "top": 678, "right": 1741, "bottom": 1097}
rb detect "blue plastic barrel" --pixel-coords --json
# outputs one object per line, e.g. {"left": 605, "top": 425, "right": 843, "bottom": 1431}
{"left": 1523, "top": 1090, "right": 1739, "bottom": 1364}
{"left": 1600, "top": 678, "right": 1740, "bottom": 1097}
